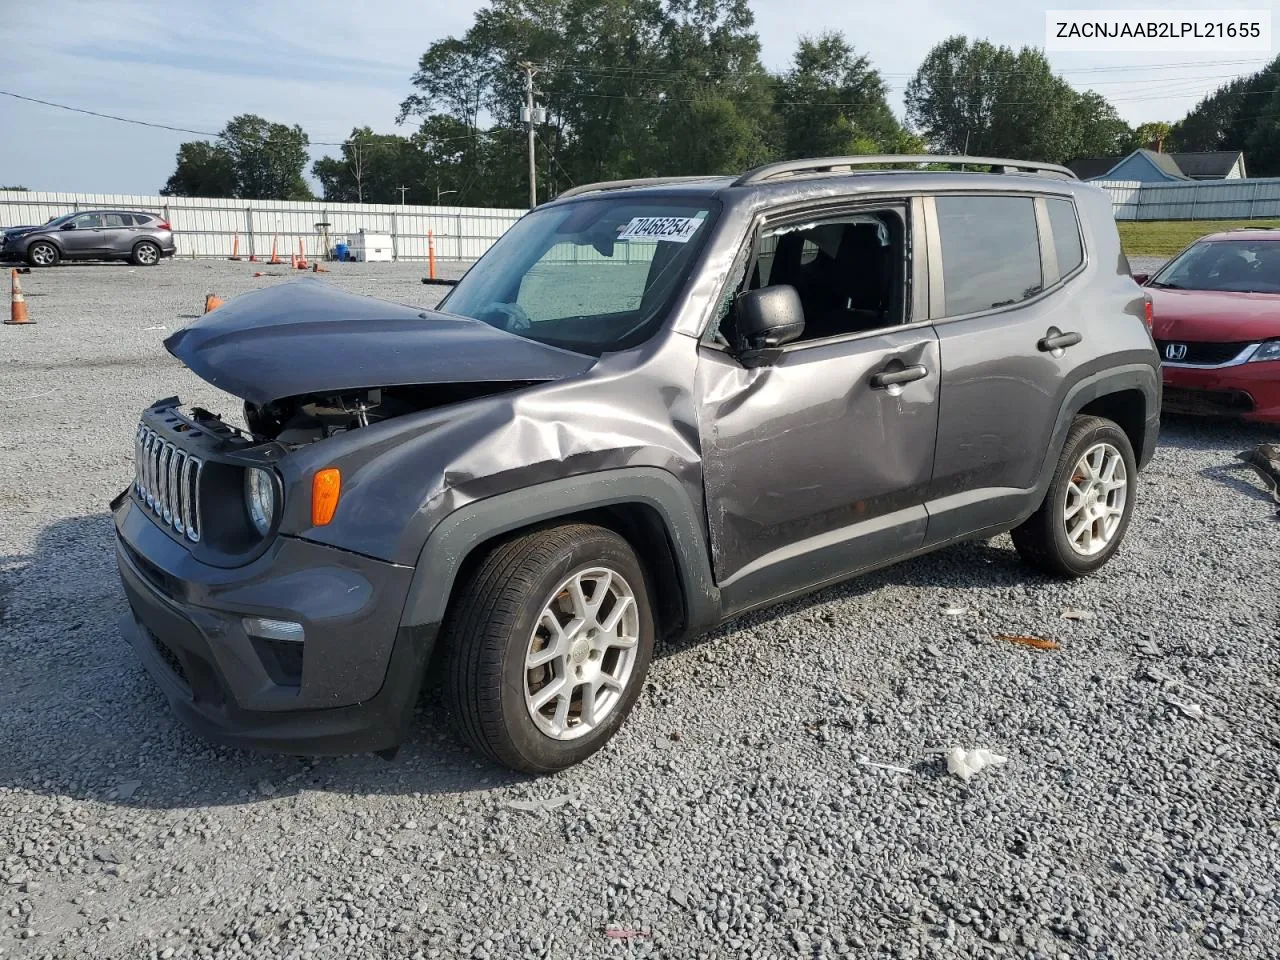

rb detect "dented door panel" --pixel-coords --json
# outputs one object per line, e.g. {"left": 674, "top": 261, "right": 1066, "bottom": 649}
{"left": 696, "top": 328, "right": 940, "bottom": 613}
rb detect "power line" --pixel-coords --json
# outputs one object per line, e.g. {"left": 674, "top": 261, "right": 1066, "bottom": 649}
{"left": 0, "top": 88, "right": 487, "bottom": 148}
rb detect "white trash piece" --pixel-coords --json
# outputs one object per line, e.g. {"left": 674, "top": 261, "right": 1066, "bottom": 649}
{"left": 944, "top": 747, "right": 1008, "bottom": 782}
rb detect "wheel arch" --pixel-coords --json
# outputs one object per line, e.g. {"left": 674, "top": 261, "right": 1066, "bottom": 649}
{"left": 1076, "top": 388, "right": 1148, "bottom": 462}
{"left": 399, "top": 468, "right": 721, "bottom": 645}
{"left": 26, "top": 235, "right": 64, "bottom": 254}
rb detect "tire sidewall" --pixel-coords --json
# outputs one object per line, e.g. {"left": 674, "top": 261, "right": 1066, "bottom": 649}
{"left": 497, "top": 533, "right": 655, "bottom": 772}
{"left": 1046, "top": 421, "right": 1137, "bottom": 575}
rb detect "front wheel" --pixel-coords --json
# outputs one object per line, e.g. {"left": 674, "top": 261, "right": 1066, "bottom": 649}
{"left": 443, "top": 524, "right": 655, "bottom": 773}
{"left": 1012, "top": 415, "right": 1137, "bottom": 577}
{"left": 27, "top": 241, "right": 59, "bottom": 267}
{"left": 131, "top": 241, "right": 161, "bottom": 266}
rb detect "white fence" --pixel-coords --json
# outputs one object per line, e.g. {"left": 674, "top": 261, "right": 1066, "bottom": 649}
{"left": 1096, "top": 177, "right": 1280, "bottom": 221}
{"left": 0, "top": 191, "right": 527, "bottom": 261}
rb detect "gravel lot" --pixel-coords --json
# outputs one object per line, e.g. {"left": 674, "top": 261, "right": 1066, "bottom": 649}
{"left": 2, "top": 258, "right": 1278, "bottom": 960}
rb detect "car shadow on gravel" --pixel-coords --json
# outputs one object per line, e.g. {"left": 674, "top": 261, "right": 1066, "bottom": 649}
{"left": 0, "top": 504, "right": 1097, "bottom": 813}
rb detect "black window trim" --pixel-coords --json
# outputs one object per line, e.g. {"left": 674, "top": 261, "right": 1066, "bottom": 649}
{"left": 923, "top": 190, "right": 1088, "bottom": 325}
{"left": 702, "top": 196, "right": 930, "bottom": 355}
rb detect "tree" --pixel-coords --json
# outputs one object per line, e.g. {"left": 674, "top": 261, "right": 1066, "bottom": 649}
{"left": 161, "top": 141, "right": 235, "bottom": 197}
{"left": 312, "top": 127, "right": 431, "bottom": 203}
{"left": 1128, "top": 121, "right": 1173, "bottom": 152}
{"left": 1172, "top": 55, "right": 1280, "bottom": 175}
{"left": 396, "top": 0, "right": 778, "bottom": 206}
{"left": 905, "top": 36, "right": 1096, "bottom": 164}
{"left": 1073, "top": 92, "right": 1132, "bottom": 156}
{"left": 1173, "top": 56, "right": 1280, "bottom": 155}
{"left": 775, "top": 32, "right": 905, "bottom": 159}
{"left": 161, "top": 115, "right": 313, "bottom": 200}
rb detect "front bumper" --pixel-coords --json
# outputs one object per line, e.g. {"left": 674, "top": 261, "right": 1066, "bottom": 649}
{"left": 114, "top": 493, "right": 435, "bottom": 755}
{"left": 1162, "top": 361, "right": 1280, "bottom": 424}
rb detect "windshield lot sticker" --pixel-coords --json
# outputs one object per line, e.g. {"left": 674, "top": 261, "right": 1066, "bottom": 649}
{"left": 617, "top": 216, "right": 703, "bottom": 243}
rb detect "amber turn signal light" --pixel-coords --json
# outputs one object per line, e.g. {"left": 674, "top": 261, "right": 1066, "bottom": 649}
{"left": 311, "top": 468, "right": 341, "bottom": 526}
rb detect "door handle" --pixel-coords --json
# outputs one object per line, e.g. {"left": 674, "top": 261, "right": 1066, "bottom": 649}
{"left": 870, "top": 363, "right": 928, "bottom": 389}
{"left": 1038, "top": 328, "right": 1082, "bottom": 353}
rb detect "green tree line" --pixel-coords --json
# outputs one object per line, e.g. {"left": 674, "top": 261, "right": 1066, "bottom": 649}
{"left": 159, "top": 3, "right": 1280, "bottom": 207}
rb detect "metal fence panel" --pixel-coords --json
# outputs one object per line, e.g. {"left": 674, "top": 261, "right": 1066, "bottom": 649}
{"left": 0, "top": 190, "right": 527, "bottom": 260}
{"left": 1095, "top": 177, "right": 1280, "bottom": 221}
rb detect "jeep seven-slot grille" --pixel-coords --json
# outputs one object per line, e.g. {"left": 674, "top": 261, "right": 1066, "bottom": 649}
{"left": 134, "top": 424, "right": 202, "bottom": 542}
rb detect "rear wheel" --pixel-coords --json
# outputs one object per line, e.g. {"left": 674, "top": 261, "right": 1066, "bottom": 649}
{"left": 443, "top": 524, "right": 655, "bottom": 773}
{"left": 1012, "top": 415, "right": 1137, "bottom": 577}
{"left": 131, "top": 241, "right": 161, "bottom": 266}
{"left": 27, "top": 241, "right": 58, "bottom": 267}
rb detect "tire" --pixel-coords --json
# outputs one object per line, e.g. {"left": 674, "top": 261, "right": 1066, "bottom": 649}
{"left": 443, "top": 523, "right": 656, "bottom": 773}
{"left": 27, "top": 241, "right": 59, "bottom": 268}
{"left": 131, "top": 241, "right": 162, "bottom": 266}
{"left": 1012, "top": 415, "right": 1137, "bottom": 578}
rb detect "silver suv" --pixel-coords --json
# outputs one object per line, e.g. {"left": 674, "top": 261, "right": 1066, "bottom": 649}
{"left": 2, "top": 210, "right": 176, "bottom": 266}
{"left": 113, "top": 155, "right": 1161, "bottom": 772}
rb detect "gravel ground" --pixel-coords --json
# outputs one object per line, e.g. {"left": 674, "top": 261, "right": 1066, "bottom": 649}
{"left": 2, "top": 258, "right": 1279, "bottom": 960}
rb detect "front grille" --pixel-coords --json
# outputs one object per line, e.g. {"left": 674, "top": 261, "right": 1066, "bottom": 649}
{"left": 134, "top": 424, "right": 202, "bottom": 541}
{"left": 1156, "top": 340, "right": 1253, "bottom": 365}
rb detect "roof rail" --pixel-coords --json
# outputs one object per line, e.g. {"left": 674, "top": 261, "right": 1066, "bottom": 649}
{"left": 733, "top": 155, "right": 1078, "bottom": 187}
{"left": 552, "top": 176, "right": 725, "bottom": 201}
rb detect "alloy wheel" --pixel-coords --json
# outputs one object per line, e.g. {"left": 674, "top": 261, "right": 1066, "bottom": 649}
{"left": 523, "top": 566, "right": 640, "bottom": 741}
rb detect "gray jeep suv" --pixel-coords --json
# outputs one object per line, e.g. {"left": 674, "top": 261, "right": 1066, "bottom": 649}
{"left": 112, "top": 156, "right": 1160, "bottom": 772}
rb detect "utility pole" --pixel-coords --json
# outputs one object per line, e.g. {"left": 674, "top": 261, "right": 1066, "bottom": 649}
{"left": 397, "top": 186, "right": 408, "bottom": 205}
{"left": 519, "top": 61, "right": 539, "bottom": 208}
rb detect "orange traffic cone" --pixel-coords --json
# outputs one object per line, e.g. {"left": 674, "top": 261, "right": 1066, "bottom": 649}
{"left": 204, "top": 294, "right": 224, "bottom": 314}
{"left": 6, "top": 269, "right": 32, "bottom": 325}
{"left": 228, "top": 233, "right": 242, "bottom": 261}
{"left": 295, "top": 239, "right": 308, "bottom": 270}
{"left": 268, "top": 235, "right": 282, "bottom": 265}
{"left": 428, "top": 229, "right": 437, "bottom": 280}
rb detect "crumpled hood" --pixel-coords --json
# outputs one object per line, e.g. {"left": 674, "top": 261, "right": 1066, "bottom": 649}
{"left": 164, "top": 278, "right": 596, "bottom": 405}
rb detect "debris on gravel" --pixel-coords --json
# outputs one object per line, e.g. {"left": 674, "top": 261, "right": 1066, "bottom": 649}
{"left": 1, "top": 260, "right": 1278, "bottom": 958}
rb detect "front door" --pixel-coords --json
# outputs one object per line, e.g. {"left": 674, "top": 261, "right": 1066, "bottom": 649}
{"left": 696, "top": 202, "right": 940, "bottom": 615}
{"left": 59, "top": 213, "right": 106, "bottom": 257}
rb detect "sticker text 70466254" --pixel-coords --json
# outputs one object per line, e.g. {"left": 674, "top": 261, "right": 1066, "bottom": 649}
{"left": 616, "top": 216, "right": 703, "bottom": 243}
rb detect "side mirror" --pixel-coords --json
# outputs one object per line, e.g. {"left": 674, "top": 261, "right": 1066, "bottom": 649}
{"left": 61, "top": 222, "right": 76, "bottom": 230}
{"left": 1131, "top": 272, "right": 1149, "bottom": 285}
{"left": 735, "top": 285, "right": 805, "bottom": 361}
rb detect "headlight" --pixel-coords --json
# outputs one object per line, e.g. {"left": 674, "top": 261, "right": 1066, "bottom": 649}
{"left": 1247, "top": 340, "right": 1280, "bottom": 363}
{"left": 244, "top": 468, "right": 277, "bottom": 536}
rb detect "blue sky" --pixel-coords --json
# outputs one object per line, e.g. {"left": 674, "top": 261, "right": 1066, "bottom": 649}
{"left": 1, "top": 0, "right": 1273, "bottom": 195}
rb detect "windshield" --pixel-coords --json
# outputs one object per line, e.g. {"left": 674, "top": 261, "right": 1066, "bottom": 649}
{"left": 44, "top": 214, "right": 73, "bottom": 226}
{"left": 1150, "top": 239, "right": 1280, "bottom": 294}
{"left": 441, "top": 196, "right": 719, "bottom": 355}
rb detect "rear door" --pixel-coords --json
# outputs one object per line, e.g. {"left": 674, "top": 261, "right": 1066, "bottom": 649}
{"left": 100, "top": 212, "right": 136, "bottom": 255}
{"left": 696, "top": 199, "right": 940, "bottom": 614}
{"left": 924, "top": 192, "right": 1088, "bottom": 543}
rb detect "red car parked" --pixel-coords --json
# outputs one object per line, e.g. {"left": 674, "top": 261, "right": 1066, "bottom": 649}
{"left": 1138, "top": 229, "right": 1280, "bottom": 423}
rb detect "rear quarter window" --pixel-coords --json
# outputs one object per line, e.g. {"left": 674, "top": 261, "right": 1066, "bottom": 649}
{"left": 1045, "top": 198, "right": 1084, "bottom": 277}
{"left": 935, "top": 196, "right": 1043, "bottom": 316}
